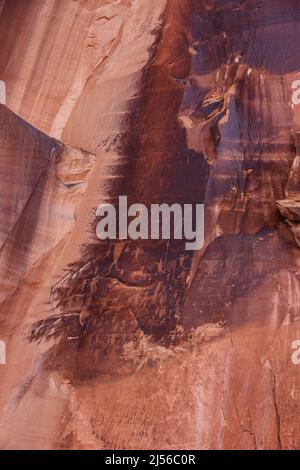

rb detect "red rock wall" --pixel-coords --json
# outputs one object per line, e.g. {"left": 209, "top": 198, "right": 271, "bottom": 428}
{"left": 0, "top": 0, "right": 300, "bottom": 450}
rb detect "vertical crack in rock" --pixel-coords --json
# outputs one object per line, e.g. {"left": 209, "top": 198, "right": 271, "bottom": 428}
{"left": 268, "top": 364, "right": 282, "bottom": 450}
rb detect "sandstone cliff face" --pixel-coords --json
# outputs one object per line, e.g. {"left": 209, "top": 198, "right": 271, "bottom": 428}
{"left": 0, "top": 0, "right": 300, "bottom": 450}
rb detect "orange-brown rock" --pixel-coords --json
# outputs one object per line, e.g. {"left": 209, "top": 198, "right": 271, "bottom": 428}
{"left": 1, "top": 0, "right": 300, "bottom": 450}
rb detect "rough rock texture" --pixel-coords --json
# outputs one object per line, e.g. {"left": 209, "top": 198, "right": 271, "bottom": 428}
{"left": 1, "top": 0, "right": 300, "bottom": 450}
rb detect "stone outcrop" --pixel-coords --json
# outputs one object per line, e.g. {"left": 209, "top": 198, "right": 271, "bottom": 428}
{"left": 1, "top": 0, "right": 300, "bottom": 450}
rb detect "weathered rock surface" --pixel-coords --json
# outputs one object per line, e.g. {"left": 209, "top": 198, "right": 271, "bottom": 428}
{"left": 1, "top": 0, "right": 300, "bottom": 450}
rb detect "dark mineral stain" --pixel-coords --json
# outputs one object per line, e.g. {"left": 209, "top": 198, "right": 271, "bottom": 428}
{"left": 30, "top": 0, "right": 300, "bottom": 377}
